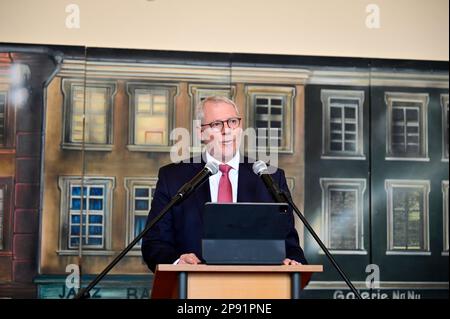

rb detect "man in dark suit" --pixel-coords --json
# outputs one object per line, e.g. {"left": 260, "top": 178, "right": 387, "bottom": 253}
{"left": 141, "top": 96, "right": 307, "bottom": 272}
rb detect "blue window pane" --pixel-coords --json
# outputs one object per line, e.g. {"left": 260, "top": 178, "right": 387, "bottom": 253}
{"left": 135, "top": 216, "right": 147, "bottom": 245}
{"left": 151, "top": 188, "right": 155, "bottom": 197}
{"left": 71, "top": 225, "right": 80, "bottom": 236}
{"left": 88, "top": 226, "right": 103, "bottom": 235}
{"left": 89, "top": 199, "right": 103, "bottom": 210}
{"left": 72, "top": 187, "right": 87, "bottom": 196}
{"left": 72, "top": 214, "right": 86, "bottom": 223}
{"left": 134, "top": 216, "right": 147, "bottom": 236}
{"left": 71, "top": 198, "right": 80, "bottom": 210}
{"left": 71, "top": 198, "right": 86, "bottom": 210}
{"left": 135, "top": 188, "right": 149, "bottom": 197}
{"left": 71, "top": 215, "right": 80, "bottom": 224}
{"left": 135, "top": 199, "right": 148, "bottom": 211}
{"left": 70, "top": 237, "right": 79, "bottom": 247}
{"left": 87, "top": 238, "right": 102, "bottom": 246}
{"left": 90, "top": 187, "right": 103, "bottom": 196}
{"left": 72, "top": 187, "right": 81, "bottom": 196}
{"left": 89, "top": 215, "right": 103, "bottom": 224}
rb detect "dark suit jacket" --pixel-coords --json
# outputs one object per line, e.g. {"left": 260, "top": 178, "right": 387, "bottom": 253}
{"left": 141, "top": 157, "right": 307, "bottom": 272}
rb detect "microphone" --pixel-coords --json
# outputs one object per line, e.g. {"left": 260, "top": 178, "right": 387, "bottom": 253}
{"left": 252, "top": 160, "right": 285, "bottom": 203}
{"left": 176, "top": 161, "right": 219, "bottom": 198}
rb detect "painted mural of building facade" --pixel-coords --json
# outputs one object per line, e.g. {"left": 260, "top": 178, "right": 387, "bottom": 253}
{"left": 36, "top": 50, "right": 306, "bottom": 298}
{"left": 0, "top": 45, "right": 447, "bottom": 298}
{"left": 304, "top": 69, "right": 449, "bottom": 298}
{"left": 0, "top": 50, "right": 58, "bottom": 297}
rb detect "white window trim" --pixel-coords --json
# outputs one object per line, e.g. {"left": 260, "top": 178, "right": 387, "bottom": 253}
{"left": 443, "top": 181, "right": 449, "bottom": 256}
{"left": 245, "top": 86, "right": 295, "bottom": 154}
{"left": 126, "top": 82, "right": 179, "bottom": 152}
{"left": 61, "top": 79, "right": 117, "bottom": 151}
{"left": 320, "top": 90, "right": 365, "bottom": 160}
{"left": 385, "top": 179, "right": 430, "bottom": 255}
{"left": 441, "top": 94, "right": 449, "bottom": 162}
{"left": 319, "top": 178, "right": 367, "bottom": 254}
{"left": 57, "top": 176, "right": 115, "bottom": 255}
{"left": 124, "top": 177, "right": 158, "bottom": 255}
{"left": 385, "top": 92, "right": 429, "bottom": 161}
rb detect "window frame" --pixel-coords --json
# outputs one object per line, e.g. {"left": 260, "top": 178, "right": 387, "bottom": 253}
{"left": 245, "top": 86, "right": 295, "bottom": 154}
{"left": 0, "top": 178, "right": 13, "bottom": 253}
{"left": 126, "top": 82, "right": 178, "bottom": 152}
{"left": 443, "top": 181, "right": 449, "bottom": 256}
{"left": 319, "top": 178, "right": 367, "bottom": 255}
{"left": 61, "top": 79, "right": 117, "bottom": 151}
{"left": 124, "top": 177, "right": 158, "bottom": 253}
{"left": 0, "top": 86, "right": 15, "bottom": 151}
{"left": 385, "top": 179, "right": 431, "bottom": 255}
{"left": 57, "top": 176, "right": 115, "bottom": 255}
{"left": 320, "top": 90, "right": 365, "bottom": 160}
{"left": 441, "top": 94, "right": 449, "bottom": 162}
{"left": 385, "top": 92, "right": 429, "bottom": 161}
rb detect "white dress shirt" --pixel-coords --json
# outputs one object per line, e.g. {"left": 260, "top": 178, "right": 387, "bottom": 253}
{"left": 206, "top": 151, "right": 240, "bottom": 203}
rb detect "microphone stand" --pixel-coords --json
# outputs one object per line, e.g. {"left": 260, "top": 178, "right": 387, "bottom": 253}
{"left": 74, "top": 161, "right": 218, "bottom": 299}
{"left": 74, "top": 192, "right": 184, "bottom": 299}
{"left": 279, "top": 189, "right": 363, "bottom": 299}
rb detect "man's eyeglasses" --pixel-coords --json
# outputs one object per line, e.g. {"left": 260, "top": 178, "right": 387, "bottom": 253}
{"left": 201, "top": 117, "right": 241, "bottom": 131}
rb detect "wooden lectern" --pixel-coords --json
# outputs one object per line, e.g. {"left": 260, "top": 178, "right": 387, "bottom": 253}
{"left": 151, "top": 264, "right": 323, "bottom": 299}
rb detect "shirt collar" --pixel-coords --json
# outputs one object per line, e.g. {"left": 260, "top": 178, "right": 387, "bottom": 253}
{"left": 205, "top": 150, "right": 240, "bottom": 171}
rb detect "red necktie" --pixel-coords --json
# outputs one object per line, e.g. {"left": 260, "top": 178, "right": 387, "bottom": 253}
{"left": 218, "top": 164, "right": 232, "bottom": 203}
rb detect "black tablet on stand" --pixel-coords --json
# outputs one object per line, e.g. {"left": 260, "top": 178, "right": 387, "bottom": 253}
{"left": 202, "top": 202, "right": 290, "bottom": 265}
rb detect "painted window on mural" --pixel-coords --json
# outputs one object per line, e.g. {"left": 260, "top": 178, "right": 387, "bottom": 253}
{"left": 254, "top": 95, "right": 284, "bottom": 148}
{"left": 69, "top": 185, "right": 106, "bottom": 249}
{"left": 62, "top": 80, "right": 116, "bottom": 150}
{"left": 124, "top": 178, "right": 158, "bottom": 248}
{"left": 246, "top": 86, "right": 294, "bottom": 153}
{"left": 126, "top": 83, "right": 177, "bottom": 151}
{"left": 441, "top": 94, "right": 449, "bottom": 160}
{"left": 321, "top": 90, "right": 365, "bottom": 159}
{"left": 58, "top": 177, "right": 114, "bottom": 252}
{"left": 320, "top": 179, "right": 366, "bottom": 252}
{"left": 71, "top": 86, "right": 109, "bottom": 144}
{"left": 386, "top": 180, "right": 430, "bottom": 252}
{"left": 385, "top": 93, "right": 429, "bottom": 160}
{"left": 134, "top": 89, "right": 169, "bottom": 146}
{"left": 443, "top": 181, "right": 449, "bottom": 253}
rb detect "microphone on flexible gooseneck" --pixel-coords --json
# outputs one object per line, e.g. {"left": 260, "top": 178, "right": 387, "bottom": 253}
{"left": 252, "top": 160, "right": 363, "bottom": 299}
{"left": 252, "top": 160, "right": 285, "bottom": 203}
{"left": 176, "top": 161, "right": 219, "bottom": 198}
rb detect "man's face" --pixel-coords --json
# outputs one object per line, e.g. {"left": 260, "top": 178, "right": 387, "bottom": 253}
{"left": 200, "top": 101, "right": 242, "bottom": 162}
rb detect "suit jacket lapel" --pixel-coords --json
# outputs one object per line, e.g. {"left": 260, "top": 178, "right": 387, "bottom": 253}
{"left": 192, "top": 159, "right": 211, "bottom": 214}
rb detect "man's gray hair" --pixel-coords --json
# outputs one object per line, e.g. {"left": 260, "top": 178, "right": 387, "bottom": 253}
{"left": 195, "top": 95, "right": 240, "bottom": 123}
